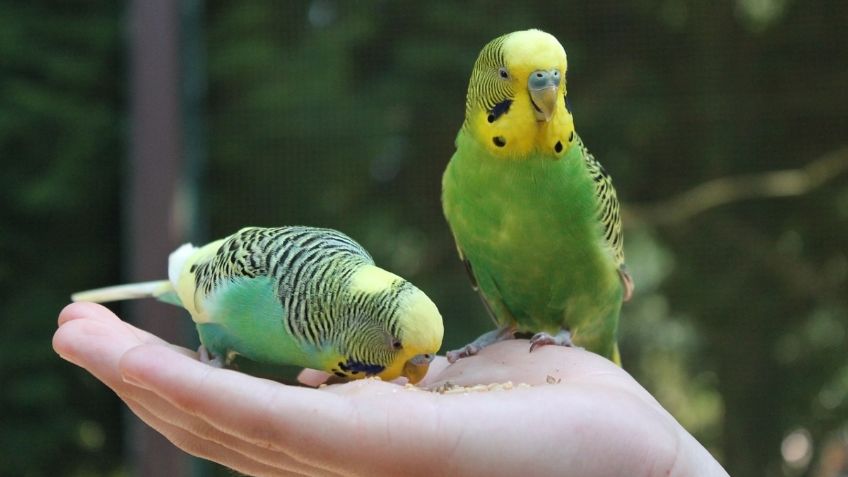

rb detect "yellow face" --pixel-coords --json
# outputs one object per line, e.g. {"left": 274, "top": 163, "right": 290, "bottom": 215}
{"left": 339, "top": 266, "right": 444, "bottom": 384}
{"left": 381, "top": 287, "right": 444, "bottom": 383}
{"left": 464, "top": 29, "right": 575, "bottom": 159}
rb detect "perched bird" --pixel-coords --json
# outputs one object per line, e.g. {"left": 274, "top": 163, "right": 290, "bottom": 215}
{"left": 442, "top": 29, "right": 633, "bottom": 365}
{"left": 72, "top": 226, "right": 444, "bottom": 383}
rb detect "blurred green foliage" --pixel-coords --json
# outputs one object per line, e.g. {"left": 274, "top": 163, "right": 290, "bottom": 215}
{"left": 0, "top": 1, "right": 124, "bottom": 476}
{"left": 1, "top": 1, "right": 846, "bottom": 476}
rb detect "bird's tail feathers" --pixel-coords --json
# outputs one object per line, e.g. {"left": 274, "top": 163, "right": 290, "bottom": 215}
{"left": 72, "top": 242, "right": 198, "bottom": 305}
{"left": 612, "top": 343, "right": 622, "bottom": 367}
{"left": 71, "top": 280, "right": 175, "bottom": 304}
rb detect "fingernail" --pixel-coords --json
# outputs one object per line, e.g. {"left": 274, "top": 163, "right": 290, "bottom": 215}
{"left": 121, "top": 371, "right": 144, "bottom": 387}
{"left": 55, "top": 351, "right": 81, "bottom": 366}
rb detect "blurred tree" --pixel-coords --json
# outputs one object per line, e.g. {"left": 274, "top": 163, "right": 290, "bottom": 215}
{"left": 0, "top": 1, "right": 125, "bottom": 475}
{"left": 203, "top": 2, "right": 848, "bottom": 476}
{"left": 2, "top": 1, "right": 846, "bottom": 476}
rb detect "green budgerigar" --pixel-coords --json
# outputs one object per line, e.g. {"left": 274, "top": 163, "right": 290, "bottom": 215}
{"left": 73, "top": 226, "right": 444, "bottom": 383}
{"left": 442, "top": 29, "right": 633, "bottom": 365}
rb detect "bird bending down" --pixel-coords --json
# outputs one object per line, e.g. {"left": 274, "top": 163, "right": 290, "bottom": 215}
{"left": 73, "top": 226, "right": 444, "bottom": 383}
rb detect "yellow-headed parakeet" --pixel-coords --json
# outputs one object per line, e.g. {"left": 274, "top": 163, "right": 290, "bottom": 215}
{"left": 442, "top": 29, "right": 633, "bottom": 364}
{"left": 73, "top": 226, "right": 444, "bottom": 383}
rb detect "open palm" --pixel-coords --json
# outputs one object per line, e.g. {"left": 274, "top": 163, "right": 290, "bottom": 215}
{"left": 53, "top": 302, "right": 726, "bottom": 477}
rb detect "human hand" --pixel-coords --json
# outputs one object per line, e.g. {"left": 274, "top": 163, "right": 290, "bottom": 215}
{"left": 53, "top": 302, "right": 728, "bottom": 477}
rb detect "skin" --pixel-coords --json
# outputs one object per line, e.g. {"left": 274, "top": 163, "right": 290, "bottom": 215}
{"left": 53, "top": 302, "right": 728, "bottom": 477}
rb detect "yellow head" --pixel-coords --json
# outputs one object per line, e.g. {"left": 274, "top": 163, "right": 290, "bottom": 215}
{"left": 463, "top": 29, "right": 574, "bottom": 159}
{"left": 391, "top": 286, "right": 445, "bottom": 383}
{"left": 339, "top": 265, "right": 444, "bottom": 384}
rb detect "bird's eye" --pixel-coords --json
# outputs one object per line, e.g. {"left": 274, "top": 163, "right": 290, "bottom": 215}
{"left": 498, "top": 67, "right": 509, "bottom": 79}
{"left": 392, "top": 339, "right": 403, "bottom": 350}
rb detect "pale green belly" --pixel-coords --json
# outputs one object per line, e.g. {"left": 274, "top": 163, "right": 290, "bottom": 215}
{"left": 196, "top": 276, "right": 324, "bottom": 369}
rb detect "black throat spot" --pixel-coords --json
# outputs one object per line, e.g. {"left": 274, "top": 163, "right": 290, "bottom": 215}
{"left": 343, "top": 359, "right": 385, "bottom": 376}
{"left": 488, "top": 99, "right": 512, "bottom": 123}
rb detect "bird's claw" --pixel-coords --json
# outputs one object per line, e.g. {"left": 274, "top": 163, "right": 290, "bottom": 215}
{"left": 198, "top": 345, "right": 225, "bottom": 368}
{"left": 446, "top": 326, "right": 517, "bottom": 363}
{"left": 529, "top": 330, "right": 579, "bottom": 353}
{"left": 446, "top": 344, "right": 481, "bottom": 364}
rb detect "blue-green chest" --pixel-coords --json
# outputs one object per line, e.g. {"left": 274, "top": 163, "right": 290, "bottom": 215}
{"left": 195, "top": 276, "right": 332, "bottom": 369}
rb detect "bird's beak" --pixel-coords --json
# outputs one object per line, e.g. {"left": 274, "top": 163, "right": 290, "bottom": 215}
{"left": 402, "top": 353, "right": 435, "bottom": 384}
{"left": 528, "top": 69, "right": 561, "bottom": 122}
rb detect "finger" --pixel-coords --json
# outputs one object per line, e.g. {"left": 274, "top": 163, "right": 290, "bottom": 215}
{"left": 119, "top": 345, "right": 359, "bottom": 474}
{"left": 53, "top": 313, "right": 195, "bottom": 392}
{"left": 296, "top": 368, "right": 330, "bottom": 387}
{"left": 56, "top": 302, "right": 194, "bottom": 356}
{"left": 58, "top": 302, "right": 195, "bottom": 352}
{"left": 58, "top": 301, "right": 114, "bottom": 326}
{"left": 54, "top": 309, "right": 333, "bottom": 476}
{"left": 121, "top": 395, "right": 299, "bottom": 477}
{"left": 117, "top": 382, "right": 342, "bottom": 477}
{"left": 53, "top": 313, "right": 141, "bottom": 372}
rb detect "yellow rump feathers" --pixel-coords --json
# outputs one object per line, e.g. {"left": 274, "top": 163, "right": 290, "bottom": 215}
{"left": 172, "top": 238, "right": 226, "bottom": 323}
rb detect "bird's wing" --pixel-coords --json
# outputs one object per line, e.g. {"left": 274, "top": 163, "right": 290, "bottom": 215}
{"left": 576, "top": 135, "right": 634, "bottom": 301}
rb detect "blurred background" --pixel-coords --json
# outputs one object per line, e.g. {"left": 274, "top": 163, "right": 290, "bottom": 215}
{"left": 1, "top": 0, "right": 846, "bottom": 476}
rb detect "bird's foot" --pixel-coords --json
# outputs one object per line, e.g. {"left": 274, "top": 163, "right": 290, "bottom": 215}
{"left": 446, "top": 325, "right": 516, "bottom": 363}
{"left": 529, "top": 329, "right": 581, "bottom": 353}
{"left": 198, "top": 345, "right": 225, "bottom": 368}
{"left": 446, "top": 344, "right": 482, "bottom": 363}
{"left": 619, "top": 266, "right": 635, "bottom": 302}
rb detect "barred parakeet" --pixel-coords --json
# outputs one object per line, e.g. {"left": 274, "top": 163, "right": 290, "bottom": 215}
{"left": 442, "top": 29, "right": 633, "bottom": 364}
{"left": 73, "top": 226, "right": 444, "bottom": 383}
